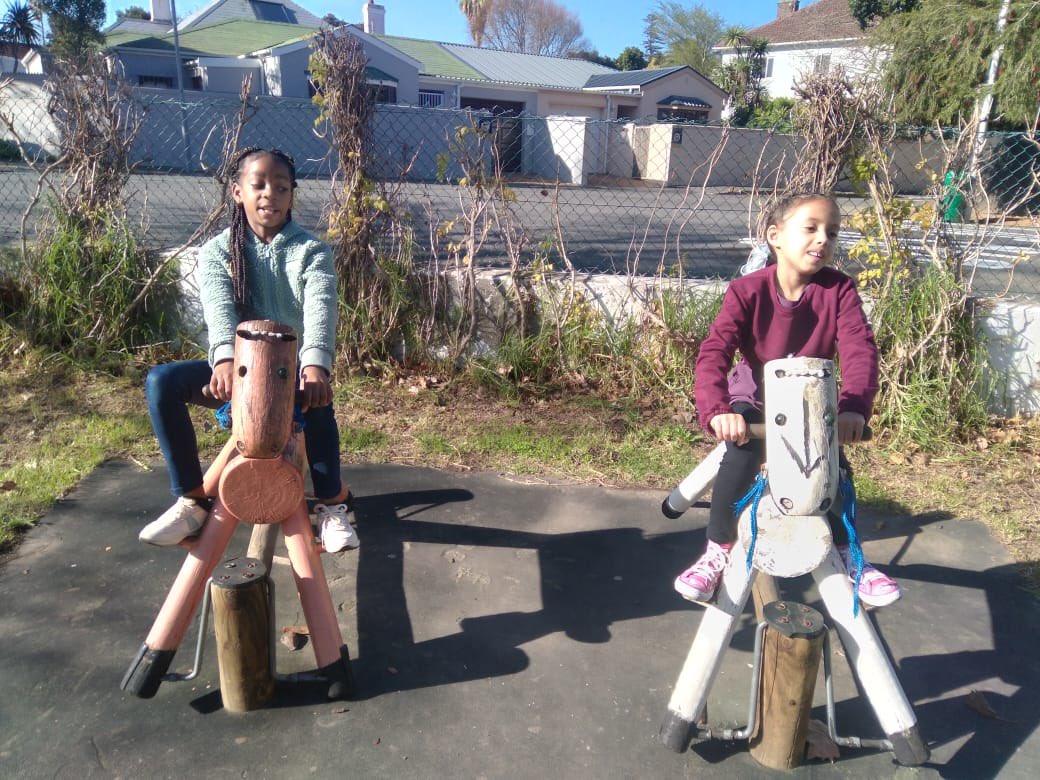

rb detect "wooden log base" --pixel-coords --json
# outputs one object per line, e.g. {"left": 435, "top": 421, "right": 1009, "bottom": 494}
{"left": 211, "top": 557, "right": 274, "bottom": 713}
{"left": 219, "top": 456, "right": 304, "bottom": 524}
{"left": 749, "top": 601, "right": 826, "bottom": 770}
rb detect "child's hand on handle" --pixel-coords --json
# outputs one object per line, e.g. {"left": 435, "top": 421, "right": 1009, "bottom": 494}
{"left": 298, "top": 365, "right": 332, "bottom": 411}
{"left": 710, "top": 412, "right": 749, "bottom": 445}
{"left": 208, "top": 360, "right": 235, "bottom": 401}
{"left": 836, "top": 411, "right": 866, "bottom": 444}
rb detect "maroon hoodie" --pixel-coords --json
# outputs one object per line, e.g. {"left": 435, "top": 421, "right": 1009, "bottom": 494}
{"left": 695, "top": 265, "right": 879, "bottom": 430}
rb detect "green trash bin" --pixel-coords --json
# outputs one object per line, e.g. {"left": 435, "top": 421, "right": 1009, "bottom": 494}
{"left": 942, "top": 170, "right": 968, "bottom": 222}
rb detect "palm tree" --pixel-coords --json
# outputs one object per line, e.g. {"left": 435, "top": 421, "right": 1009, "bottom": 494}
{"left": 459, "top": 0, "right": 493, "bottom": 47}
{"left": 0, "top": 1, "right": 41, "bottom": 47}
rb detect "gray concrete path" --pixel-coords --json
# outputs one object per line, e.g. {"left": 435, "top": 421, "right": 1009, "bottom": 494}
{"left": 0, "top": 461, "right": 1037, "bottom": 779}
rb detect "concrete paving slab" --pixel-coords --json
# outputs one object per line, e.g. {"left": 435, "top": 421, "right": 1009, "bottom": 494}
{"left": 0, "top": 461, "right": 1037, "bottom": 779}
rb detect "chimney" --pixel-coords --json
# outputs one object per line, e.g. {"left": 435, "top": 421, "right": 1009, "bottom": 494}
{"left": 150, "top": 0, "right": 172, "bottom": 24}
{"left": 363, "top": 1, "right": 386, "bottom": 35}
{"left": 777, "top": 1, "right": 799, "bottom": 19}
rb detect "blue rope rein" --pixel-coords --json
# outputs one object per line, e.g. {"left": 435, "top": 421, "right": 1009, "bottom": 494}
{"left": 840, "top": 473, "right": 865, "bottom": 617}
{"left": 213, "top": 402, "right": 307, "bottom": 433}
{"left": 733, "top": 472, "right": 768, "bottom": 572}
{"left": 214, "top": 401, "right": 232, "bottom": 429}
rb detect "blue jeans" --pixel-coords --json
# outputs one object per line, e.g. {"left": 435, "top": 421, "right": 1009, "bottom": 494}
{"left": 145, "top": 360, "right": 343, "bottom": 501}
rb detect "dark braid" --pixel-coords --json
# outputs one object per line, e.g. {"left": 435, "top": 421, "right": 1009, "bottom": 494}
{"left": 226, "top": 146, "right": 299, "bottom": 318}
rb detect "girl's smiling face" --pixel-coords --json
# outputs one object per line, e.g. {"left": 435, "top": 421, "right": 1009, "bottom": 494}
{"left": 231, "top": 153, "right": 294, "bottom": 242}
{"left": 766, "top": 197, "right": 841, "bottom": 283}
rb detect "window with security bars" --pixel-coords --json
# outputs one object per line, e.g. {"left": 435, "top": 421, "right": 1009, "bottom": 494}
{"left": 813, "top": 54, "right": 831, "bottom": 74}
{"left": 418, "top": 91, "right": 444, "bottom": 108}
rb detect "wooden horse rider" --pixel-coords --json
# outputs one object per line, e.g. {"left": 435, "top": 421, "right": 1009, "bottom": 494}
{"left": 121, "top": 320, "right": 353, "bottom": 702}
{"left": 658, "top": 356, "right": 928, "bottom": 766}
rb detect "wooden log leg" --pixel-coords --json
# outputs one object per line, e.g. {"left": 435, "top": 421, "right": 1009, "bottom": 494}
{"left": 749, "top": 613, "right": 825, "bottom": 769}
{"left": 202, "top": 438, "right": 239, "bottom": 498}
{"left": 813, "top": 549, "right": 929, "bottom": 766}
{"left": 281, "top": 503, "right": 355, "bottom": 700}
{"left": 247, "top": 523, "right": 280, "bottom": 575}
{"left": 659, "top": 544, "right": 757, "bottom": 752}
{"left": 211, "top": 559, "right": 274, "bottom": 712}
{"left": 121, "top": 501, "right": 240, "bottom": 698}
{"left": 662, "top": 443, "right": 726, "bottom": 518}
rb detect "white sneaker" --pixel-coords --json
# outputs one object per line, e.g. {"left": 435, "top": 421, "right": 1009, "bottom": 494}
{"left": 316, "top": 503, "right": 359, "bottom": 553}
{"left": 139, "top": 497, "right": 208, "bottom": 546}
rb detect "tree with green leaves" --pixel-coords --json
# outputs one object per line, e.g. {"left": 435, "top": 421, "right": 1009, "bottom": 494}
{"left": 848, "top": 0, "right": 919, "bottom": 28}
{"left": 34, "top": 0, "right": 104, "bottom": 59}
{"left": 643, "top": 1, "right": 723, "bottom": 74}
{"left": 871, "top": 0, "right": 1039, "bottom": 126}
{"left": 1, "top": 1, "right": 41, "bottom": 46}
{"left": 116, "top": 5, "right": 150, "bottom": 20}
{"left": 568, "top": 48, "right": 616, "bottom": 68}
{"left": 715, "top": 27, "right": 769, "bottom": 125}
{"left": 616, "top": 46, "right": 647, "bottom": 71}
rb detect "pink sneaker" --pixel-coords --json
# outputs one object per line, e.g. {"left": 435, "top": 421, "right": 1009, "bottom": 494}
{"left": 674, "top": 541, "right": 733, "bottom": 603}
{"left": 838, "top": 545, "right": 901, "bottom": 607}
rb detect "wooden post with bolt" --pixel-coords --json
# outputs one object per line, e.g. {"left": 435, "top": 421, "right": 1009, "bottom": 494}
{"left": 210, "top": 557, "right": 274, "bottom": 712}
{"left": 749, "top": 601, "right": 826, "bottom": 769}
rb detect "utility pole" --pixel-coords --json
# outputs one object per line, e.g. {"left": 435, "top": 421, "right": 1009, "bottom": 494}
{"left": 971, "top": 0, "right": 1012, "bottom": 170}
{"left": 170, "top": 0, "right": 192, "bottom": 171}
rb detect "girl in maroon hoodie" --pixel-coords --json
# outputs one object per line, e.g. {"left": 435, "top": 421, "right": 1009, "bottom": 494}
{"left": 674, "top": 192, "right": 900, "bottom": 607}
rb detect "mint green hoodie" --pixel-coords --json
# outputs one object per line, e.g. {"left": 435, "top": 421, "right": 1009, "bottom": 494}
{"left": 198, "top": 220, "right": 337, "bottom": 372}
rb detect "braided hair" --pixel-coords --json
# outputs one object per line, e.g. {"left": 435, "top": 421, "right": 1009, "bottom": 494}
{"left": 227, "top": 147, "right": 298, "bottom": 318}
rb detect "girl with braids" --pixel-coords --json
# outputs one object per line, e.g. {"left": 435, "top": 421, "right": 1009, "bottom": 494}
{"left": 139, "top": 147, "right": 358, "bottom": 553}
{"left": 673, "top": 192, "right": 899, "bottom": 607}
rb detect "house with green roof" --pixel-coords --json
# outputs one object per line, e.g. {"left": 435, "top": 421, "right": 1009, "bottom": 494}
{"left": 97, "top": 1, "right": 724, "bottom": 124}
{"left": 78, "top": 2, "right": 729, "bottom": 184}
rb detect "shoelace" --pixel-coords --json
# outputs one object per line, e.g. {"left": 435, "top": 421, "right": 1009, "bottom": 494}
{"left": 694, "top": 544, "right": 731, "bottom": 578}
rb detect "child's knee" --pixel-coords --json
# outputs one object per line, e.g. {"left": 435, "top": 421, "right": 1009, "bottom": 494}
{"left": 145, "top": 363, "right": 178, "bottom": 404}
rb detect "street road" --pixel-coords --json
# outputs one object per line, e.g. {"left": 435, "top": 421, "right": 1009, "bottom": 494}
{"left": 2, "top": 166, "right": 1036, "bottom": 299}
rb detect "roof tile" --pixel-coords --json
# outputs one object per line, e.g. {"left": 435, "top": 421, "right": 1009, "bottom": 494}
{"left": 733, "top": 0, "right": 865, "bottom": 46}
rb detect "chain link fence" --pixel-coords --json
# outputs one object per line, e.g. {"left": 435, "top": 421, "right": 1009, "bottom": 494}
{"left": 2, "top": 79, "right": 1039, "bottom": 300}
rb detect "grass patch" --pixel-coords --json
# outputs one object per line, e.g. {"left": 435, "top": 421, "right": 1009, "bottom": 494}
{"left": 0, "top": 405, "right": 153, "bottom": 548}
{"left": 341, "top": 426, "right": 390, "bottom": 456}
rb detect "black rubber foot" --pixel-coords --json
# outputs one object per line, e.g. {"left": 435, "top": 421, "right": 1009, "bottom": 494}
{"left": 658, "top": 709, "right": 691, "bottom": 752}
{"left": 320, "top": 645, "right": 356, "bottom": 701}
{"left": 661, "top": 497, "right": 684, "bottom": 520}
{"left": 120, "top": 643, "right": 175, "bottom": 699}
{"left": 889, "top": 725, "right": 930, "bottom": 766}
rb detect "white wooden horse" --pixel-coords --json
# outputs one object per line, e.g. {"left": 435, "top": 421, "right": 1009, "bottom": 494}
{"left": 658, "top": 356, "right": 928, "bottom": 766}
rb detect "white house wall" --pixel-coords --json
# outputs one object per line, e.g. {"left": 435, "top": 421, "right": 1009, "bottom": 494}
{"left": 752, "top": 42, "right": 877, "bottom": 100}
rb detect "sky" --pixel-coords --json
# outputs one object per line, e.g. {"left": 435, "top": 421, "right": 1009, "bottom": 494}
{"left": 103, "top": 0, "right": 794, "bottom": 58}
